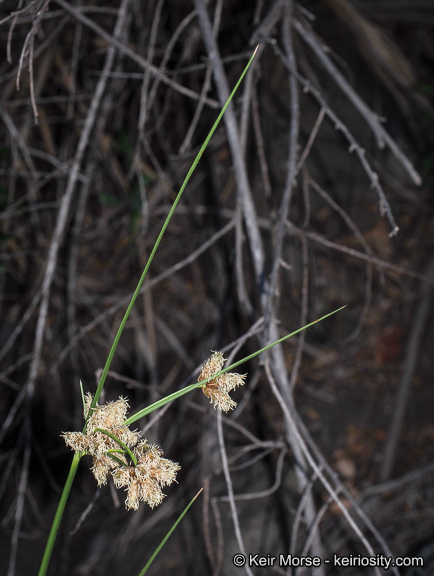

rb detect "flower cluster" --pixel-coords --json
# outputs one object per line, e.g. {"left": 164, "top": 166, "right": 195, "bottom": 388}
{"left": 199, "top": 351, "right": 247, "bottom": 412}
{"left": 62, "top": 394, "right": 179, "bottom": 510}
{"left": 113, "top": 441, "right": 180, "bottom": 509}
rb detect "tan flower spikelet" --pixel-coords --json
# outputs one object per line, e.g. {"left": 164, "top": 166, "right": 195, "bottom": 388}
{"left": 62, "top": 395, "right": 140, "bottom": 486}
{"left": 91, "top": 454, "right": 118, "bottom": 486}
{"left": 62, "top": 395, "right": 180, "bottom": 509}
{"left": 200, "top": 351, "right": 247, "bottom": 412}
{"left": 62, "top": 431, "right": 90, "bottom": 453}
{"left": 112, "top": 440, "right": 180, "bottom": 510}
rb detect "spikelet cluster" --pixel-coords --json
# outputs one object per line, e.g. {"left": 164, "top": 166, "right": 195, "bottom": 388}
{"left": 62, "top": 394, "right": 179, "bottom": 510}
{"left": 200, "top": 351, "right": 247, "bottom": 412}
{"left": 113, "top": 441, "right": 180, "bottom": 509}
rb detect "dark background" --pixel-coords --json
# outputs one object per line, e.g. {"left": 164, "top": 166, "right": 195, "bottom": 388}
{"left": 1, "top": 1, "right": 434, "bottom": 575}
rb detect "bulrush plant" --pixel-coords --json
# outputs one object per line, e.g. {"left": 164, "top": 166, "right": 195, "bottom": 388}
{"left": 38, "top": 46, "right": 344, "bottom": 575}
{"left": 62, "top": 394, "right": 180, "bottom": 509}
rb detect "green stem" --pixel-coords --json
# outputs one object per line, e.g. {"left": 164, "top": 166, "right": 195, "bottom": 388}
{"left": 124, "top": 381, "right": 202, "bottom": 425}
{"left": 107, "top": 451, "right": 129, "bottom": 467}
{"left": 89, "top": 46, "right": 259, "bottom": 414}
{"left": 125, "top": 305, "right": 346, "bottom": 426}
{"left": 38, "top": 453, "right": 82, "bottom": 576}
{"left": 137, "top": 488, "right": 203, "bottom": 576}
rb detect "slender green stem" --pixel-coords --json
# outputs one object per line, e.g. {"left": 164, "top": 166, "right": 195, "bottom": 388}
{"left": 214, "top": 305, "right": 347, "bottom": 373}
{"left": 38, "top": 453, "right": 82, "bottom": 576}
{"left": 94, "top": 427, "right": 137, "bottom": 465}
{"left": 137, "top": 488, "right": 203, "bottom": 576}
{"left": 125, "top": 305, "right": 346, "bottom": 426}
{"left": 107, "top": 451, "right": 129, "bottom": 467}
{"left": 124, "top": 381, "right": 202, "bottom": 425}
{"left": 90, "top": 46, "right": 259, "bottom": 414}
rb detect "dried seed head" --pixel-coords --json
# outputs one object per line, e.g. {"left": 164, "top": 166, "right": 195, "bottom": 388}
{"left": 62, "top": 431, "right": 90, "bottom": 453}
{"left": 202, "top": 387, "right": 237, "bottom": 412}
{"left": 199, "top": 351, "right": 247, "bottom": 412}
{"left": 62, "top": 395, "right": 140, "bottom": 486}
{"left": 91, "top": 454, "right": 117, "bottom": 486}
{"left": 86, "top": 395, "right": 130, "bottom": 430}
{"left": 62, "top": 394, "right": 180, "bottom": 509}
{"left": 199, "top": 350, "right": 225, "bottom": 380}
{"left": 112, "top": 440, "right": 180, "bottom": 510}
{"left": 126, "top": 480, "right": 141, "bottom": 510}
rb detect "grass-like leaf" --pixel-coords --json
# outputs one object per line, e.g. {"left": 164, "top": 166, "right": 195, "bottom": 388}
{"left": 90, "top": 45, "right": 260, "bottom": 414}
{"left": 137, "top": 489, "right": 203, "bottom": 576}
{"left": 124, "top": 306, "right": 346, "bottom": 426}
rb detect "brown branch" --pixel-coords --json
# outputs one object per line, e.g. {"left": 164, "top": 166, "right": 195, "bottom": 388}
{"left": 380, "top": 255, "right": 434, "bottom": 481}
{"left": 52, "top": 0, "right": 220, "bottom": 109}
{"left": 293, "top": 17, "right": 421, "bottom": 187}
